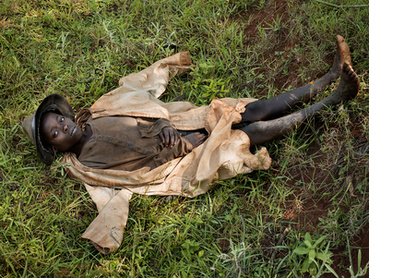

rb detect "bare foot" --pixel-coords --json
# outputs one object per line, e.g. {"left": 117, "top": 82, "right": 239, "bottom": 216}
{"left": 184, "top": 132, "right": 207, "bottom": 149}
{"left": 329, "top": 62, "right": 360, "bottom": 103}
{"left": 330, "top": 35, "right": 352, "bottom": 78}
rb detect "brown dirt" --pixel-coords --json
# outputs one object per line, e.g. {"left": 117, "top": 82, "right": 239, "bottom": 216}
{"left": 235, "top": 1, "right": 369, "bottom": 277}
{"left": 277, "top": 125, "right": 369, "bottom": 277}
{"left": 235, "top": 0, "right": 334, "bottom": 94}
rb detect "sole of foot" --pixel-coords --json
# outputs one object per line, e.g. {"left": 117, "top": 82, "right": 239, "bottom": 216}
{"left": 335, "top": 62, "right": 360, "bottom": 101}
{"left": 330, "top": 35, "right": 352, "bottom": 77}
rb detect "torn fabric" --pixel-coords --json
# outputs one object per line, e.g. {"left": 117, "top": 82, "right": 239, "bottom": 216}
{"left": 61, "top": 52, "right": 272, "bottom": 254}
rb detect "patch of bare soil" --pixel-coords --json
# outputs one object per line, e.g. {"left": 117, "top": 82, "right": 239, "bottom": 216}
{"left": 235, "top": 1, "right": 368, "bottom": 276}
{"left": 235, "top": 0, "right": 334, "bottom": 93}
{"left": 283, "top": 119, "right": 368, "bottom": 275}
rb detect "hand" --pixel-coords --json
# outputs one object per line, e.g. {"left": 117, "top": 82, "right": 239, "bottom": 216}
{"left": 159, "top": 126, "right": 181, "bottom": 148}
{"left": 183, "top": 132, "right": 207, "bottom": 150}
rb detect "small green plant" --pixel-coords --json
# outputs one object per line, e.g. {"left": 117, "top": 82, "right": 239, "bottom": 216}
{"left": 345, "top": 235, "right": 369, "bottom": 278}
{"left": 293, "top": 232, "right": 338, "bottom": 277}
{"left": 187, "top": 62, "right": 231, "bottom": 104}
{"left": 181, "top": 239, "right": 203, "bottom": 260}
{"left": 0, "top": 0, "right": 368, "bottom": 276}
{"left": 210, "top": 239, "right": 251, "bottom": 277}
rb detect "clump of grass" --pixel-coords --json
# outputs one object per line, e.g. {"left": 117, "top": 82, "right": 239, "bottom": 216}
{"left": 0, "top": 0, "right": 368, "bottom": 276}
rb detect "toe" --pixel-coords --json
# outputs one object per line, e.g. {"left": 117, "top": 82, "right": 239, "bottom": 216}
{"left": 337, "top": 35, "right": 345, "bottom": 43}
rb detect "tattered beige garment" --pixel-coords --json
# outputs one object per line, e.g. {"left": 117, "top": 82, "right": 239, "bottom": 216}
{"left": 61, "top": 52, "right": 272, "bottom": 254}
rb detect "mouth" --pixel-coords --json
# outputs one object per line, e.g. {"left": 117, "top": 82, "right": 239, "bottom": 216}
{"left": 70, "top": 126, "right": 77, "bottom": 137}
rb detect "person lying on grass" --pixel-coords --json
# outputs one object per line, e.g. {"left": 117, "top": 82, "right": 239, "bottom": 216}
{"left": 22, "top": 35, "right": 359, "bottom": 254}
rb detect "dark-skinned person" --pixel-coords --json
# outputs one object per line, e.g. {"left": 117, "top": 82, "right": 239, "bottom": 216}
{"left": 22, "top": 35, "right": 359, "bottom": 254}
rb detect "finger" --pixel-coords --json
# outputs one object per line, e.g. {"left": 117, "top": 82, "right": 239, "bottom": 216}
{"left": 200, "top": 134, "right": 207, "bottom": 143}
{"left": 160, "top": 132, "right": 166, "bottom": 144}
{"left": 172, "top": 129, "right": 180, "bottom": 147}
{"left": 165, "top": 134, "right": 170, "bottom": 147}
{"left": 166, "top": 130, "right": 172, "bottom": 147}
{"left": 170, "top": 132, "right": 177, "bottom": 148}
{"left": 174, "top": 132, "right": 179, "bottom": 145}
{"left": 175, "top": 131, "right": 182, "bottom": 146}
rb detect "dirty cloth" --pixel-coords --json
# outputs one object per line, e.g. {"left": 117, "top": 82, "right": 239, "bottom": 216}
{"left": 61, "top": 52, "right": 272, "bottom": 254}
{"left": 78, "top": 116, "right": 193, "bottom": 171}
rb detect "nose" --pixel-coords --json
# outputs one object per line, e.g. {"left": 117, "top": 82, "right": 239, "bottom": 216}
{"left": 62, "top": 124, "right": 69, "bottom": 133}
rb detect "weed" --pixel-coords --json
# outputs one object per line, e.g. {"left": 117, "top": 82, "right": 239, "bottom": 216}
{"left": 293, "top": 232, "right": 337, "bottom": 277}
{"left": 0, "top": 0, "right": 368, "bottom": 276}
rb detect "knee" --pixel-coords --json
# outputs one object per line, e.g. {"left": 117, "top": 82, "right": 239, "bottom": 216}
{"left": 241, "top": 104, "right": 263, "bottom": 122}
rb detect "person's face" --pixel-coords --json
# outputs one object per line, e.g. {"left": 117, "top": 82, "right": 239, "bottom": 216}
{"left": 41, "top": 112, "right": 83, "bottom": 152}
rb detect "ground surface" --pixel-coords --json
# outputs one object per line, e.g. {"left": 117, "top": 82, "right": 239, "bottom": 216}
{"left": 235, "top": 1, "right": 369, "bottom": 276}
{"left": 0, "top": 0, "right": 369, "bottom": 277}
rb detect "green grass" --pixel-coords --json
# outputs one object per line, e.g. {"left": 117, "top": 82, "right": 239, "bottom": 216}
{"left": 1, "top": 0, "right": 368, "bottom": 277}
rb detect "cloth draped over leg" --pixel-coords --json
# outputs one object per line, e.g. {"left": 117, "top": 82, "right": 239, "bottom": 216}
{"left": 61, "top": 52, "right": 272, "bottom": 254}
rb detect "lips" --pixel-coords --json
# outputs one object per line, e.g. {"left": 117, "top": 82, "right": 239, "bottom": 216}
{"left": 70, "top": 126, "right": 77, "bottom": 137}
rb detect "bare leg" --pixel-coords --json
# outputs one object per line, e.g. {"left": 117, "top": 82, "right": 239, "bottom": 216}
{"left": 241, "top": 62, "right": 359, "bottom": 145}
{"left": 241, "top": 35, "right": 352, "bottom": 122}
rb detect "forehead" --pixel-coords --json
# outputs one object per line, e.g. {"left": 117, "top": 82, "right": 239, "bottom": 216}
{"left": 41, "top": 112, "right": 61, "bottom": 131}
{"left": 42, "top": 111, "right": 60, "bottom": 123}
